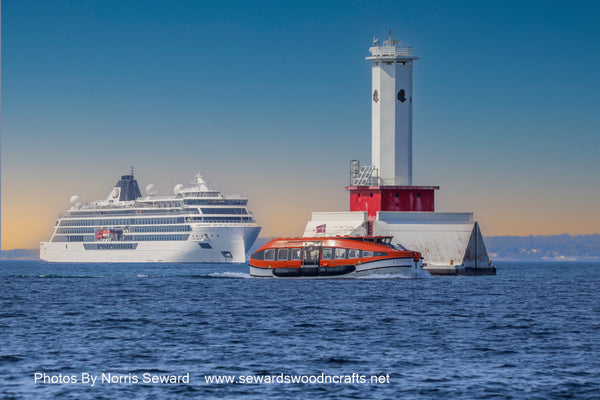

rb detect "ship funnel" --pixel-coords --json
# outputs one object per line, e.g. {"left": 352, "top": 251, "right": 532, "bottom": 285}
{"left": 108, "top": 174, "right": 142, "bottom": 201}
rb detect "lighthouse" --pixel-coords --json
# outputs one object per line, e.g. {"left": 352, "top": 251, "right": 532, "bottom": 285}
{"left": 369, "top": 32, "right": 416, "bottom": 186}
{"left": 303, "top": 32, "right": 495, "bottom": 275}
{"left": 347, "top": 34, "right": 438, "bottom": 220}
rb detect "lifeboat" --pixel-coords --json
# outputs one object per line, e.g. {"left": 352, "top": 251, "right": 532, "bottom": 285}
{"left": 249, "top": 236, "right": 423, "bottom": 278}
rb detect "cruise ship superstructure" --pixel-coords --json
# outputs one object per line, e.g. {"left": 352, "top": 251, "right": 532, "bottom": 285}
{"left": 40, "top": 173, "right": 261, "bottom": 263}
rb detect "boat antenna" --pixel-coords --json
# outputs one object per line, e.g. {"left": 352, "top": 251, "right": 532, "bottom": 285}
{"left": 131, "top": 166, "right": 134, "bottom": 176}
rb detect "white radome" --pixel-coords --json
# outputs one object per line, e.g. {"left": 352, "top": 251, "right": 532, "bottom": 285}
{"left": 146, "top": 184, "right": 157, "bottom": 196}
{"left": 70, "top": 195, "right": 82, "bottom": 209}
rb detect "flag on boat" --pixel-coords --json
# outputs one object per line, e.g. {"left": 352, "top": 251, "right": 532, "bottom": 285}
{"left": 316, "top": 224, "right": 326, "bottom": 234}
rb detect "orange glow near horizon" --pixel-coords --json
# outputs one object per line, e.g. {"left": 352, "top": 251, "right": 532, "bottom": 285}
{"left": 2, "top": 184, "right": 599, "bottom": 251}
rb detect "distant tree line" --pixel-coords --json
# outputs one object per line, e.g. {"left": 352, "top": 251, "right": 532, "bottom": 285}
{"left": 0, "top": 249, "right": 40, "bottom": 260}
{"left": 485, "top": 234, "right": 600, "bottom": 260}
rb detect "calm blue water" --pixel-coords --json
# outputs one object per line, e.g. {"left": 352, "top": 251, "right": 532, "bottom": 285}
{"left": 1, "top": 261, "right": 599, "bottom": 399}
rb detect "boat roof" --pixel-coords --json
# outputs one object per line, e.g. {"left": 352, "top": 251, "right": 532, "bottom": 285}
{"left": 268, "top": 236, "right": 393, "bottom": 243}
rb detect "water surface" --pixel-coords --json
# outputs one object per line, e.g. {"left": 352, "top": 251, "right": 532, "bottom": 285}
{"left": 1, "top": 261, "right": 599, "bottom": 399}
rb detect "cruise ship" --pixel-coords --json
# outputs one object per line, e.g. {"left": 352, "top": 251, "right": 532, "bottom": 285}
{"left": 40, "top": 172, "right": 261, "bottom": 263}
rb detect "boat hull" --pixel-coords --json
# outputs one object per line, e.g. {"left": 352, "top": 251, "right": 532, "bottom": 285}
{"left": 250, "top": 258, "right": 420, "bottom": 278}
{"left": 40, "top": 226, "right": 260, "bottom": 263}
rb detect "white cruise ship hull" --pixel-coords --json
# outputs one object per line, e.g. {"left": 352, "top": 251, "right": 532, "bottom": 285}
{"left": 40, "top": 226, "right": 260, "bottom": 263}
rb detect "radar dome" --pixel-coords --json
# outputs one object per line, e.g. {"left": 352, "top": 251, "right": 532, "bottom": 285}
{"left": 174, "top": 184, "right": 184, "bottom": 195}
{"left": 70, "top": 195, "right": 82, "bottom": 209}
{"left": 146, "top": 184, "right": 157, "bottom": 196}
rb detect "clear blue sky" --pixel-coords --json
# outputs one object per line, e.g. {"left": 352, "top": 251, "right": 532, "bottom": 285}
{"left": 2, "top": 0, "right": 600, "bottom": 248}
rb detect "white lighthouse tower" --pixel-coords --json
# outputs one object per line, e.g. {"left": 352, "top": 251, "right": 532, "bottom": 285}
{"left": 368, "top": 32, "right": 417, "bottom": 186}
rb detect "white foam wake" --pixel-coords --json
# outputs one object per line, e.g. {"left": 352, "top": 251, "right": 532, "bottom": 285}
{"left": 354, "top": 269, "right": 432, "bottom": 280}
{"left": 207, "top": 271, "right": 252, "bottom": 279}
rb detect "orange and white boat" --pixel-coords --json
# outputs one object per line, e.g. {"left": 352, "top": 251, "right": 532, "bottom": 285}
{"left": 249, "top": 236, "right": 423, "bottom": 278}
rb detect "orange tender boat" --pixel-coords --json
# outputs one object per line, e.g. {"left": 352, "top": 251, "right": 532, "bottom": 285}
{"left": 249, "top": 236, "right": 423, "bottom": 278}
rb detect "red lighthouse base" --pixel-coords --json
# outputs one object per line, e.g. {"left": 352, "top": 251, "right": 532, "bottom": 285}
{"left": 345, "top": 185, "right": 440, "bottom": 219}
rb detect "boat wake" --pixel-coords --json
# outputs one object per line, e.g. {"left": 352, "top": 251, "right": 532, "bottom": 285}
{"left": 352, "top": 269, "right": 432, "bottom": 280}
{"left": 206, "top": 271, "right": 252, "bottom": 279}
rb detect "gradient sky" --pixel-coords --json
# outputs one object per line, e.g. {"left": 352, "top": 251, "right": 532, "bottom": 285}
{"left": 2, "top": 0, "right": 599, "bottom": 250}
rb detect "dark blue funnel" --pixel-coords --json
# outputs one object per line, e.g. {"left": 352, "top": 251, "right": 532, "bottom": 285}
{"left": 115, "top": 174, "right": 142, "bottom": 201}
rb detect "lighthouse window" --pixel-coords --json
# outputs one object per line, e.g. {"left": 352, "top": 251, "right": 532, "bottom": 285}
{"left": 370, "top": 193, "right": 373, "bottom": 197}
{"left": 395, "top": 193, "right": 399, "bottom": 198}
{"left": 277, "top": 249, "right": 289, "bottom": 260}
{"left": 416, "top": 193, "right": 421, "bottom": 198}
{"left": 264, "top": 249, "right": 275, "bottom": 261}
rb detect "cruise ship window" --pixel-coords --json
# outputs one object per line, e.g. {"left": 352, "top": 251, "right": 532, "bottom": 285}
{"left": 264, "top": 249, "right": 275, "bottom": 261}
{"left": 290, "top": 248, "right": 301, "bottom": 260}
{"left": 322, "top": 248, "right": 333, "bottom": 260}
{"left": 278, "top": 249, "right": 289, "bottom": 260}
{"left": 334, "top": 248, "right": 347, "bottom": 259}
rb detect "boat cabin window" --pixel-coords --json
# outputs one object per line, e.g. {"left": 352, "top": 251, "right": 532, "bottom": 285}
{"left": 251, "top": 250, "right": 264, "bottom": 260}
{"left": 362, "top": 251, "right": 373, "bottom": 257}
{"left": 348, "top": 249, "right": 360, "bottom": 259}
{"left": 303, "top": 246, "right": 320, "bottom": 264}
{"left": 264, "top": 249, "right": 275, "bottom": 261}
{"left": 290, "top": 248, "right": 301, "bottom": 260}
{"left": 277, "top": 249, "right": 289, "bottom": 260}
{"left": 322, "top": 248, "right": 333, "bottom": 260}
{"left": 334, "top": 248, "right": 347, "bottom": 259}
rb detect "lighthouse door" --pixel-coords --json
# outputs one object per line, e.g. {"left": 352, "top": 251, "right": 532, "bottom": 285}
{"left": 302, "top": 242, "right": 321, "bottom": 266}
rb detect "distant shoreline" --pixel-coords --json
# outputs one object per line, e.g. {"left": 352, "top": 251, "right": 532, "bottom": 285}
{"left": 2, "top": 234, "right": 599, "bottom": 261}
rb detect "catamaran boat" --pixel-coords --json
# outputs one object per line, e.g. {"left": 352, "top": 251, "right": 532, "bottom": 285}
{"left": 40, "top": 172, "right": 261, "bottom": 263}
{"left": 249, "top": 236, "right": 423, "bottom": 278}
